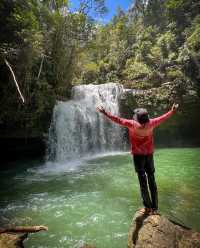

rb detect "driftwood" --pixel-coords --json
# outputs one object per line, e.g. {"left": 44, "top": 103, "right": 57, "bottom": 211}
{"left": 0, "top": 225, "right": 48, "bottom": 234}
{"left": 5, "top": 59, "right": 25, "bottom": 103}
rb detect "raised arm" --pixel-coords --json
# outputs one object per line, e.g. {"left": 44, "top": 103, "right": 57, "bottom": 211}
{"left": 151, "top": 103, "right": 179, "bottom": 128}
{"left": 96, "top": 106, "right": 134, "bottom": 128}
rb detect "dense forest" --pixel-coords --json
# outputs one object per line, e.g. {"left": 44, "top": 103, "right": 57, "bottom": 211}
{"left": 0, "top": 0, "right": 200, "bottom": 146}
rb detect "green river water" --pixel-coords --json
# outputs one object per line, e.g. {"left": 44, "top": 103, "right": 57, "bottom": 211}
{"left": 0, "top": 148, "right": 200, "bottom": 248}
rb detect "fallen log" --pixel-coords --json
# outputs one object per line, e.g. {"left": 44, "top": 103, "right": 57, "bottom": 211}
{"left": 0, "top": 225, "right": 48, "bottom": 234}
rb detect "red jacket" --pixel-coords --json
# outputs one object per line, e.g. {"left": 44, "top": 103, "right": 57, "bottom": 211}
{"left": 104, "top": 110, "right": 175, "bottom": 155}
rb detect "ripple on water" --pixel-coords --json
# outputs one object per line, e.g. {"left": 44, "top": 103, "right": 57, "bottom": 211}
{"left": 1, "top": 149, "right": 200, "bottom": 248}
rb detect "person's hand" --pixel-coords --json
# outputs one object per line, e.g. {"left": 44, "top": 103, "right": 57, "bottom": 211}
{"left": 171, "top": 103, "right": 179, "bottom": 111}
{"left": 96, "top": 106, "right": 106, "bottom": 114}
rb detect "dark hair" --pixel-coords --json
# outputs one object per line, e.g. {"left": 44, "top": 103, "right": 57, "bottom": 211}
{"left": 133, "top": 108, "right": 149, "bottom": 124}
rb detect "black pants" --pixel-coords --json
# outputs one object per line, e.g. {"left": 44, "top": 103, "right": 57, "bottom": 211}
{"left": 133, "top": 154, "right": 158, "bottom": 210}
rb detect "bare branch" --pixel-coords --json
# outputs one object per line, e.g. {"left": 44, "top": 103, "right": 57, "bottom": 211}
{"left": 5, "top": 59, "right": 25, "bottom": 103}
{"left": 37, "top": 55, "right": 45, "bottom": 80}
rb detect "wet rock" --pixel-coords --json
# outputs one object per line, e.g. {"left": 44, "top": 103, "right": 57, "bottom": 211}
{"left": 0, "top": 233, "right": 27, "bottom": 248}
{"left": 80, "top": 245, "right": 96, "bottom": 248}
{"left": 128, "top": 211, "right": 200, "bottom": 248}
{"left": 0, "top": 225, "right": 48, "bottom": 248}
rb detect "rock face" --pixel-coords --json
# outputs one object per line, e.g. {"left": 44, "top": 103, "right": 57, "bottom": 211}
{"left": 128, "top": 211, "right": 200, "bottom": 248}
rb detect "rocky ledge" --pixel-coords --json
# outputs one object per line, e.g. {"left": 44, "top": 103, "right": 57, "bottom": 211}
{"left": 128, "top": 211, "right": 200, "bottom": 248}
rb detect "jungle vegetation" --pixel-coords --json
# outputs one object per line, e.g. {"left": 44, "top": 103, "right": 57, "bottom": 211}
{"left": 0, "top": 0, "right": 200, "bottom": 137}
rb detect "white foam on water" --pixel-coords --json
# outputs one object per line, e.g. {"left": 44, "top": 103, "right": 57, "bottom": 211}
{"left": 27, "top": 160, "right": 83, "bottom": 175}
{"left": 27, "top": 151, "right": 128, "bottom": 176}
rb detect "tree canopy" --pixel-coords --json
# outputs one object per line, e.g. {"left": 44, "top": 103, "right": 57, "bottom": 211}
{"left": 0, "top": 0, "right": 200, "bottom": 137}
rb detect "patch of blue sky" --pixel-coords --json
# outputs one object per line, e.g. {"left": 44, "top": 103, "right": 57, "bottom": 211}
{"left": 69, "top": 0, "right": 134, "bottom": 23}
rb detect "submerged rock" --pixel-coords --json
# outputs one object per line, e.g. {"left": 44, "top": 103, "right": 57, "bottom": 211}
{"left": 128, "top": 211, "right": 200, "bottom": 248}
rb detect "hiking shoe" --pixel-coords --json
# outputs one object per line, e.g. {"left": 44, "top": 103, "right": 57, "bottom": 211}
{"left": 150, "top": 209, "right": 160, "bottom": 215}
{"left": 138, "top": 207, "right": 151, "bottom": 214}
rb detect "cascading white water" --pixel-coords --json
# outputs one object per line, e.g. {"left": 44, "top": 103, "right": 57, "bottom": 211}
{"left": 47, "top": 83, "right": 126, "bottom": 162}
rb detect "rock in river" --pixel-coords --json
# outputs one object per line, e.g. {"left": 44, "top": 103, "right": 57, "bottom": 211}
{"left": 128, "top": 211, "right": 200, "bottom": 248}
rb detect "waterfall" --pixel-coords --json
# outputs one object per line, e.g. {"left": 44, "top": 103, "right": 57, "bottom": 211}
{"left": 47, "top": 83, "right": 126, "bottom": 162}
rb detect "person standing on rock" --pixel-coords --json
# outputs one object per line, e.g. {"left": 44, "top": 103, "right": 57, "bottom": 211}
{"left": 96, "top": 103, "right": 178, "bottom": 215}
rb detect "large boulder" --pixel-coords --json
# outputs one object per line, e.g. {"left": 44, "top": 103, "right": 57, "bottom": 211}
{"left": 128, "top": 211, "right": 200, "bottom": 248}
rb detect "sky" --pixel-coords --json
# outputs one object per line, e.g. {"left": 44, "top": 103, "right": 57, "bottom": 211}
{"left": 70, "top": 0, "right": 134, "bottom": 23}
{"left": 103, "top": 0, "right": 133, "bottom": 22}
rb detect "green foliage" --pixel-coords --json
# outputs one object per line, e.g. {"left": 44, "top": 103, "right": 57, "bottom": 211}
{"left": 143, "top": 0, "right": 167, "bottom": 30}
{"left": 123, "top": 59, "right": 151, "bottom": 80}
{"left": 148, "top": 31, "right": 177, "bottom": 67}
{"left": 186, "top": 17, "right": 200, "bottom": 51}
{"left": 75, "top": 0, "right": 200, "bottom": 95}
{"left": 1, "top": 0, "right": 200, "bottom": 137}
{"left": 0, "top": 0, "right": 108, "bottom": 136}
{"left": 165, "top": 0, "right": 200, "bottom": 31}
{"left": 82, "top": 62, "right": 99, "bottom": 84}
{"left": 166, "top": 66, "right": 184, "bottom": 80}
